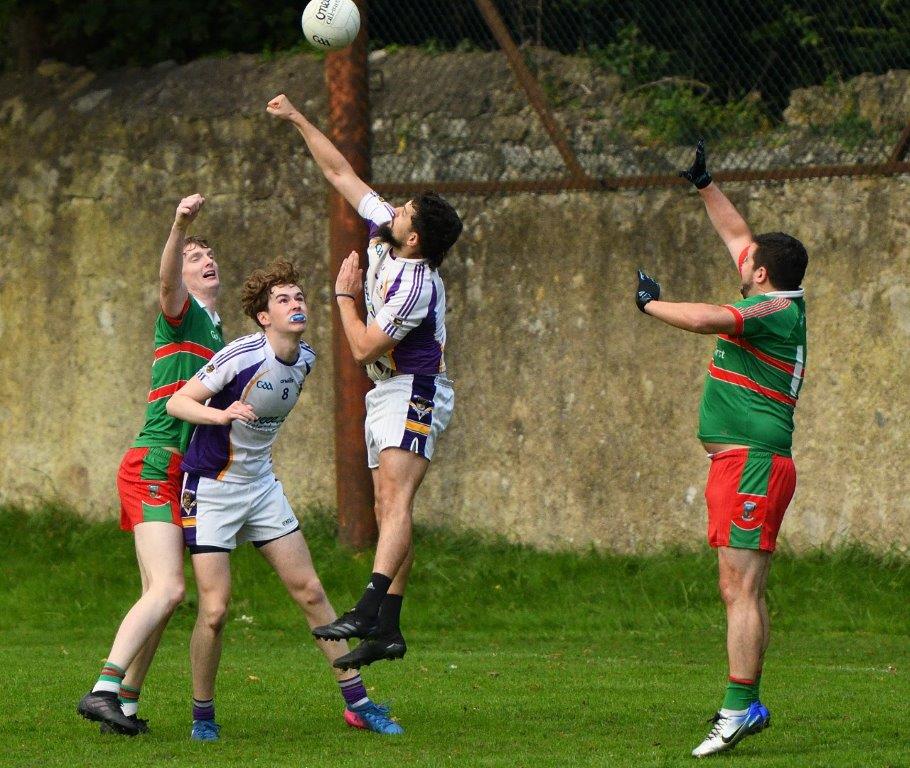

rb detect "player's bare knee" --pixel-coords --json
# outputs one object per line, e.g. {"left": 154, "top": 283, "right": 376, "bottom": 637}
{"left": 373, "top": 488, "right": 394, "bottom": 516}
{"left": 160, "top": 580, "right": 186, "bottom": 612}
{"left": 718, "top": 572, "right": 743, "bottom": 606}
{"left": 198, "top": 601, "right": 229, "bottom": 633}
{"left": 300, "top": 579, "right": 328, "bottom": 609}
{"left": 376, "top": 499, "right": 410, "bottom": 527}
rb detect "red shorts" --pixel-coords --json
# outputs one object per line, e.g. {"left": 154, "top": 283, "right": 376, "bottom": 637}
{"left": 705, "top": 448, "right": 796, "bottom": 552}
{"left": 117, "top": 446, "right": 184, "bottom": 531}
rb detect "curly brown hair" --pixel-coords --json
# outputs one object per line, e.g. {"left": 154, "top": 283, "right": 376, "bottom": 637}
{"left": 241, "top": 258, "right": 303, "bottom": 328}
{"left": 182, "top": 235, "right": 211, "bottom": 253}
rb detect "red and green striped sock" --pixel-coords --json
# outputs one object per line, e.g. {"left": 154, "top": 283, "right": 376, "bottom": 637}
{"left": 92, "top": 661, "right": 126, "bottom": 695}
{"left": 722, "top": 676, "right": 759, "bottom": 712}
{"left": 119, "top": 684, "right": 141, "bottom": 717}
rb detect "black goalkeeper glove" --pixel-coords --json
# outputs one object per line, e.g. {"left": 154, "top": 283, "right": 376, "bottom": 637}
{"left": 636, "top": 269, "right": 661, "bottom": 313}
{"left": 678, "top": 138, "right": 712, "bottom": 189}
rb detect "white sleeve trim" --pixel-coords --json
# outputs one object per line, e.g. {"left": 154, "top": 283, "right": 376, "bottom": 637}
{"left": 357, "top": 190, "right": 394, "bottom": 227}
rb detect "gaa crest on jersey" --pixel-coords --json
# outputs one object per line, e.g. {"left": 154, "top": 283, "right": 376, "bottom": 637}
{"left": 148, "top": 484, "right": 160, "bottom": 499}
{"left": 205, "top": 363, "right": 216, "bottom": 373}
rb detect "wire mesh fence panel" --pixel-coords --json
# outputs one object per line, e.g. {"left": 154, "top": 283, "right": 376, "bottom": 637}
{"left": 365, "top": 0, "right": 910, "bottom": 186}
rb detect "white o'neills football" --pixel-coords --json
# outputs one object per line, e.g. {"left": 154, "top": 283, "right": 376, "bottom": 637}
{"left": 301, "top": 0, "right": 361, "bottom": 51}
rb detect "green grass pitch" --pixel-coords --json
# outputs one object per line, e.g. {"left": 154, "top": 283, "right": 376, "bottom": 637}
{"left": 0, "top": 505, "right": 906, "bottom": 767}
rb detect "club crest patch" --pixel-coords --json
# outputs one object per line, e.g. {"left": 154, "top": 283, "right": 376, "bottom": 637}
{"left": 181, "top": 490, "right": 197, "bottom": 512}
{"left": 409, "top": 396, "right": 434, "bottom": 420}
{"left": 742, "top": 501, "right": 757, "bottom": 521}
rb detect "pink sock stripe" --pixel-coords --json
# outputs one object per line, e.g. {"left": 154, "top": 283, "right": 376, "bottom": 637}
{"left": 119, "top": 687, "right": 141, "bottom": 701}
{"left": 101, "top": 664, "right": 126, "bottom": 678}
{"left": 728, "top": 675, "right": 756, "bottom": 685}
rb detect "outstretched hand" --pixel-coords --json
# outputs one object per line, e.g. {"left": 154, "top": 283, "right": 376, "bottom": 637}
{"left": 335, "top": 251, "right": 364, "bottom": 298}
{"left": 267, "top": 93, "right": 300, "bottom": 121}
{"left": 175, "top": 193, "right": 205, "bottom": 229}
{"left": 636, "top": 269, "right": 661, "bottom": 313}
{"left": 678, "top": 139, "right": 713, "bottom": 189}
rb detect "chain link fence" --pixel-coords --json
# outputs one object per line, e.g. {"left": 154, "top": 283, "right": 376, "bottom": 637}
{"left": 364, "top": 0, "right": 910, "bottom": 188}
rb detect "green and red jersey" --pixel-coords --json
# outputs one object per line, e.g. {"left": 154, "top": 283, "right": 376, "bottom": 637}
{"left": 133, "top": 295, "right": 224, "bottom": 453}
{"left": 698, "top": 291, "right": 807, "bottom": 456}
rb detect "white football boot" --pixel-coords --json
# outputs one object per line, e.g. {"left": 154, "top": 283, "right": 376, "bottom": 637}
{"left": 691, "top": 700, "right": 770, "bottom": 758}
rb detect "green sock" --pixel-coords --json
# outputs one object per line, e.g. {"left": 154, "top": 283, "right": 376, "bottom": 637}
{"left": 92, "top": 661, "right": 126, "bottom": 695}
{"left": 119, "top": 684, "right": 141, "bottom": 716}
{"left": 722, "top": 677, "right": 759, "bottom": 711}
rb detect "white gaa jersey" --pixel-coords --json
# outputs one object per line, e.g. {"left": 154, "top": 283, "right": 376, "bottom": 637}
{"left": 358, "top": 191, "right": 448, "bottom": 381}
{"left": 181, "top": 332, "right": 316, "bottom": 482}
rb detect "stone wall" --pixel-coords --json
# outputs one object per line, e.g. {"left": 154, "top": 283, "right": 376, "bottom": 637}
{"left": 1, "top": 53, "right": 908, "bottom": 553}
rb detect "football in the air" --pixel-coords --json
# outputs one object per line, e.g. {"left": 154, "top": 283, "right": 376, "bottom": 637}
{"left": 301, "top": 0, "right": 361, "bottom": 51}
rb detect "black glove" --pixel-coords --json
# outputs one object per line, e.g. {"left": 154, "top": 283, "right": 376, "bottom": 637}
{"left": 636, "top": 269, "right": 661, "bottom": 312}
{"left": 678, "top": 139, "right": 712, "bottom": 189}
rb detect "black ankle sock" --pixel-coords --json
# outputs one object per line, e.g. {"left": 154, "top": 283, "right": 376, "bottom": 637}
{"left": 354, "top": 572, "right": 392, "bottom": 619}
{"left": 378, "top": 594, "right": 403, "bottom": 636}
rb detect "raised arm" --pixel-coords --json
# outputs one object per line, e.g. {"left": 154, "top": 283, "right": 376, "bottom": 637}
{"left": 159, "top": 194, "right": 206, "bottom": 318}
{"left": 267, "top": 93, "right": 372, "bottom": 211}
{"left": 679, "top": 140, "right": 753, "bottom": 267}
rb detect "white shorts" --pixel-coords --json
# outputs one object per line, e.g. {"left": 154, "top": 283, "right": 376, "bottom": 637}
{"left": 365, "top": 374, "right": 454, "bottom": 469}
{"left": 180, "top": 472, "right": 299, "bottom": 553}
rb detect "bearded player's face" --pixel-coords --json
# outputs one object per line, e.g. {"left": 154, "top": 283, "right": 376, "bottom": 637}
{"left": 739, "top": 247, "right": 758, "bottom": 297}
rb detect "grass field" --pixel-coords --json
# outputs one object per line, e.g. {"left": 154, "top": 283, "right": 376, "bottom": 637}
{"left": 0, "top": 505, "right": 906, "bottom": 768}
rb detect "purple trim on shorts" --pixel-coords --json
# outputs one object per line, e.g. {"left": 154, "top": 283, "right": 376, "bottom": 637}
{"left": 180, "top": 473, "right": 200, "bottom": 547}
{"left": 399, "top": 374, "right": 437, "bottom": 457}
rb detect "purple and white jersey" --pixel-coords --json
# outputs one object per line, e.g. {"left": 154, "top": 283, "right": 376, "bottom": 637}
{"left": 181, "top": 332, "right": 316, "bottom": 482}
{"left": 357, "top": 191, "right": 448, "bottom": 381}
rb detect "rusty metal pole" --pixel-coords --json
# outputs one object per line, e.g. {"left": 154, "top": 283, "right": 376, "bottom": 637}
{"left": 474, "top": 0, "right": 591, "bottom": 184}
{"left": 890, "top": 122, "right": 910, "bottom": 163}
{"left": 325, "top": 0, "right": 376, "bottom": 549}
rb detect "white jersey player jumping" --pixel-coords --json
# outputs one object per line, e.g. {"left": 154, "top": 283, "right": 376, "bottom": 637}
{"left": 267, "top": 93, "right": 463, "bottom": 671}
{"left": 166, "top": 259, "right": 403, "bottom": 740}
